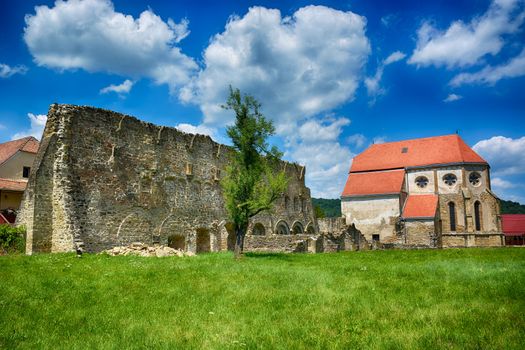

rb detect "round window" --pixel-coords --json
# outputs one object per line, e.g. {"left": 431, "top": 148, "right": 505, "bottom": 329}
{"left": 469, "top": 172, "right": 482, "bottom": 186}
{"left": 415, "top": 176, "right": 429, "bottom": 188}
{"left": 443, "top": 173, "right": 457, "bottom": 186}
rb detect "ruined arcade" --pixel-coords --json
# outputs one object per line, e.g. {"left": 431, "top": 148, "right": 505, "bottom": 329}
{"left": 18, "top": 104, "right": 318, "bottom": 254}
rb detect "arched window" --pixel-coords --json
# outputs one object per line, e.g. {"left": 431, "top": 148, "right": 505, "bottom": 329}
{"left": 448, "top": 202, "right": 456, "bottom": 231}
{"left": 276, "top": 221, "right": 290, "bottom": 235}
{"left": 292, "top": 222, "right": 304, "bottom": 235}
{"left": 474, "top": 201, "right": 482, "bottom": 231}
{"left": 252, "top": 223, "right": 266, "bottom": 236}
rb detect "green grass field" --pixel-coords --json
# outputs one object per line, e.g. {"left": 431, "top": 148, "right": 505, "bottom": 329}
{"left": 1, "top": 248, "right": 524, "bottom": 349}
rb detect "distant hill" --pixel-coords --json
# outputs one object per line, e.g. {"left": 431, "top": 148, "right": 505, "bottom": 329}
{"left": 312, "top": 198, "right": 525, "bottom": 217}
{"left": 312, "top": 198, "right": 341, "bottom": 218}
{"left": 500, "top": 199, "right": 525, "bottom": 214}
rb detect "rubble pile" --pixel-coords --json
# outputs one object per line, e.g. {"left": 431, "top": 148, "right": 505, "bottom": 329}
{"left": 102, "top": 243, "right": 195, "bottom": 257}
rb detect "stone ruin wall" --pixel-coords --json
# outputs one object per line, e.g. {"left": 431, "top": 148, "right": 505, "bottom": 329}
{"left": 18, "top": 104, "right": 318, "bottom": 254}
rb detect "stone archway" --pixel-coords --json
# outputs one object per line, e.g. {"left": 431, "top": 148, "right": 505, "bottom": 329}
{"left": 275, "top": 220, "right": 290, "bottom": 235}
{"left": 252, "top": 223, "right": 266, "bottom": 235}
{"left": 196, "top": 228, "right": 211, "bottom": 253}
{"left": 167, "top": 234, "right": 186, "bottom": 250}
{"left": 306, "top": 222, "right": 315, "bottom": 235}
{"left": 292, "top": 221, "right": 304, "bottom": 235}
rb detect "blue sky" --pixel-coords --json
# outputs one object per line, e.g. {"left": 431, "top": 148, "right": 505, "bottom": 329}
{"left": 1, "top": 0, "right": 524, "bottom": 201}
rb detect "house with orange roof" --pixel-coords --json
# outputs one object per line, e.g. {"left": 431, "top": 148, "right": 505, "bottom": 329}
{"left": 341, "top": 134, "right": 504, "bottom": 248}
{"left": 0, "top": 136, "right": 40, "bottom": 223}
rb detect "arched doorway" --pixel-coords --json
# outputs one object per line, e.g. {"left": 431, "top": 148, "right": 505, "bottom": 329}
{"left": 306, "top": 223, "right": 315, "bottom": 235}
{"left": 167, "top": 234, "right": 185, "bottom": 250}
{"left": 196, "top": 228, "right": 211, "bottom": 253}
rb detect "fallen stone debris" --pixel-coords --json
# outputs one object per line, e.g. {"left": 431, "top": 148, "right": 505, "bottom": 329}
{"left": 101, "top": 243, "right": 195, "bottom": 257}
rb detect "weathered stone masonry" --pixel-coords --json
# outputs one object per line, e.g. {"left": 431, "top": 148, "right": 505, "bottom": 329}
{"left": 18, "top": 104, "right": 318, "bottom": 254}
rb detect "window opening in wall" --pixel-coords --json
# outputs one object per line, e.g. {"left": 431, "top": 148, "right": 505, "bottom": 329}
{"left": 474, "top": 201, "right": 482, "bottom": 231}
{"left": 443, "top": 173, "right": 457, "bottom": 186}
{"left": 276, "top": 222, "right": 289, "bottom": 235}
{"left": 401, "top": 147, "right": 408, "bottom": 153}
{"left": 252, "top": 223, "right": 265, "bottom": 236}
{"left": 448, "top": 202, "right": 456, "bottom": 231}
{"left": 372, "top": 234, "right": 380, "bottom": 241}
{"left": 415, "top": 176, "right": 429, "bottom": 188}
{"left": 469, "top": 172, "right": 481, "bottom": 186}
{"left": 23, "top": 166, "right": 31, "bottom": 178}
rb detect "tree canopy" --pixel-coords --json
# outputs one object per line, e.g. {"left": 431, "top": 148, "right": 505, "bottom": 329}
{"left": 221, "top": 87, "right": 288, "bottom": 257}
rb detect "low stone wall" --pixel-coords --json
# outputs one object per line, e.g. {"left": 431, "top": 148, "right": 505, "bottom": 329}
{"left": 244, "top": 234, "right": 311, "bottom": 253}
{"left": 441, "top": 233, "right": 504, "bottom": 248}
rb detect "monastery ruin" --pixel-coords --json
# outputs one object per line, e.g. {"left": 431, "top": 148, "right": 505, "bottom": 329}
{"left": 17, "top": 105, "right": 504, "bottom": 255}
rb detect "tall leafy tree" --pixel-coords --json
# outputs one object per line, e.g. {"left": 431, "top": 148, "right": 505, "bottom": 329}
{"left": 222, "top": 87, "right": 288, "bottom": 258}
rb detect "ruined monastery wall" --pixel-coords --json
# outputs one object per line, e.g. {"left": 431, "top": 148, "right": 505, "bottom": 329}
{"left": 19, "top": 104, "right": 317, "bottom": 254}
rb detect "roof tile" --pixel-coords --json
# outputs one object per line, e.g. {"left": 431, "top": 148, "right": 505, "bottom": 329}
{"left": 342, "top": 170, "right": 404, "bottom": 196}
{"left": 402, "top": 194, "right": 438, "bottom": 219}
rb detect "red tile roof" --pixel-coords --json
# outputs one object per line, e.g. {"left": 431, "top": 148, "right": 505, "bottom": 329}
{"left": 350, "top": 135, "right": 487, "bottom": 172}
{"left": 501, "top": 214, "right": 525, "bottom": 236}
{"left": 402, "top": 194, "right": 438, "bottom": 219}
{"left": 0, "top": 178, "right": 27, "bottom": 192}
{"left": 0, "top": 136, "right": 40, "bottom": 165}
{"left": 342, "top": 169, "right": 405, "bottom": 197}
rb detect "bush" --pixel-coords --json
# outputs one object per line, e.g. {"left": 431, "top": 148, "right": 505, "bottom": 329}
{"left": 0, "top": 225, "right": 25, "bottom": 254}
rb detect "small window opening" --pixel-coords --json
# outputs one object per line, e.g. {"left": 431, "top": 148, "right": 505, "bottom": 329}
{"left": 372, "top": 234, "right": 380, "bottom": 242}
{"left": 401, "top": 147, "right": 408, "bottom": 153}
{"left": 22, "top": 166, "right": 31, "bottom": 178}
{"left": 448, "top": 202, "right": 456, "bottom": 231}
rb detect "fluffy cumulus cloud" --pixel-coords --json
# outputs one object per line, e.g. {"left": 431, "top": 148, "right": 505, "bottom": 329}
{"left": 178, "top": 5, "right": 369, "bottom": 198}
{"left": 100, "top": 79, "right": 134, "bottom": 95}
{"left": 0, "top": 63, "right": 28, "bottom": 78}
{"left": 285, "top": 116, "right": 354, "bottom": 198}
{"left": 409, "top": 0, "right": 525, "bottom": 68}
{"left": 365, "top": 51, "right": 406, "bottom": 104}
{"left": 473, "top": 136, "right": 525, "bottom": 175}
{"left": 450, "top": 47, "right": 525, "bottom": 86}
{"left": 24, "top": 0, "right": 197, "bottom": 93}
{"left": 180, "top": 5, "right": 370, "bottom": 128}
{"left": 12, "top": 113, "right": 48, "bottom": 140}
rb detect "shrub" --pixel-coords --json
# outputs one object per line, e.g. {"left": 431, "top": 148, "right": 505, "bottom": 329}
{"left": 0, "top": 225, "right": 25, "bottom": 254}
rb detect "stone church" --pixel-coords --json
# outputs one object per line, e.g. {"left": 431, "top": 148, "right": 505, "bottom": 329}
{"left": 341, "top": 135, "right": 504, "bottom": 248}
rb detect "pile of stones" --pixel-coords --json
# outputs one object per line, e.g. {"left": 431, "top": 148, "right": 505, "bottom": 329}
{"left": 102, "top": 242, "right": 195, "bottom": 257}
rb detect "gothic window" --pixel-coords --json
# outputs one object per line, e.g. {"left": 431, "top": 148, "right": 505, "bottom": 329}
{"left": 415, "top": 176, "right": 429, "bottom": 188}
{"left": 448, "top": 202, "right": 456, "bottom": 231}
{"left": 474, "top": 201, "right": 482, "bottom": 231}
{"left": 443, "top": 173, "right": 457, "bottom": 186}
{"left": 469, "top": 172, "right": 482, "bottom": 187}
{"left": 292, "top": 222, "right": 304, "bottom": 234}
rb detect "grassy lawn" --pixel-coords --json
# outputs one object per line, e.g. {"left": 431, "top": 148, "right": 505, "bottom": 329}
{"left": 1, "top": 248, "right": 524, "bottom": 349}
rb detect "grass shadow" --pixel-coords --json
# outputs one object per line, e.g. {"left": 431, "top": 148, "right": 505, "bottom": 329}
{"left": 244, "top": 252, "right": 295, "bottom": 260}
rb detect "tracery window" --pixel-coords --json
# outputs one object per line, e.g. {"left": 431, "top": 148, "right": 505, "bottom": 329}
{"left": 443, "top": 173, "right": 457, "bottom": 186}
{"left": 415, "top": 176, "right": 429, "bottom": 188}
{"left": 469, "top": 172, "right": 482, "bottom": 186}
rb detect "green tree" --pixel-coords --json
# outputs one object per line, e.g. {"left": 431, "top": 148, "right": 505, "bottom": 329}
{"left": 314, "top": 205, "right": 326, "bottom": 219}
{"left": 221, "top": 87, "right": 288, "bottom": 258}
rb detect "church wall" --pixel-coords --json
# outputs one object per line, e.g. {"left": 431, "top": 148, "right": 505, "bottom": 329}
{"left": 406, "top": 169, "right": 435, "bottom": 194}
{"left": 405, "top": 219, "right": 437, "bottom": 247}
{"left": 341, "top": 195, "right": 400, "bottom": 241}
{"left": 18, "top": 104, "right": 316, "bottom": 254}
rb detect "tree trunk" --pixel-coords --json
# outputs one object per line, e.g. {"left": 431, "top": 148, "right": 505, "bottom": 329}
{"left": 234, "top": 226, "right": 246, "bottom": 259}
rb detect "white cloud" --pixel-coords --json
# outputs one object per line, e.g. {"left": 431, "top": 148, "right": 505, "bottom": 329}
{"left": 285, "top": 116, "right": 354, "bottom": 198}
{"left": 473, "top": 136, "right": 525, "bottom": 175}
{"left": 443, "top": 93, "right": 463, "bottom": 102}
{"left": 24, "top": 0, "right": 197, "bottom": 94}
{"left": 491, "top": 177, "right": 513, "bottom": 189}
{"left": 180, "top": 5, "right": 370, "bottom": 128}
{"left": 346, "top": 133, "right": 367, "bottom": 148}
{"left": 100, "top": 79, "right": 134, "bottom": 95}
{"left": 409, "top": 0, "right": 525, "bottom": 68}
{"left": 373, "top": 136, "right": 386, "bottom": 144}
{"left": 12, "top": 113, "right": 47, "bottom": 140}
{"left": 450, "top": 47, "right": 525, "bottom": 86}
{"left": 365, "top": 51, "right": 406, "bottom": 104}
{"left": 0, "top": 63, "right": 28, "bottom": 78}
{"left": 175, "top": 123, "right": 216, "bottom": 138}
